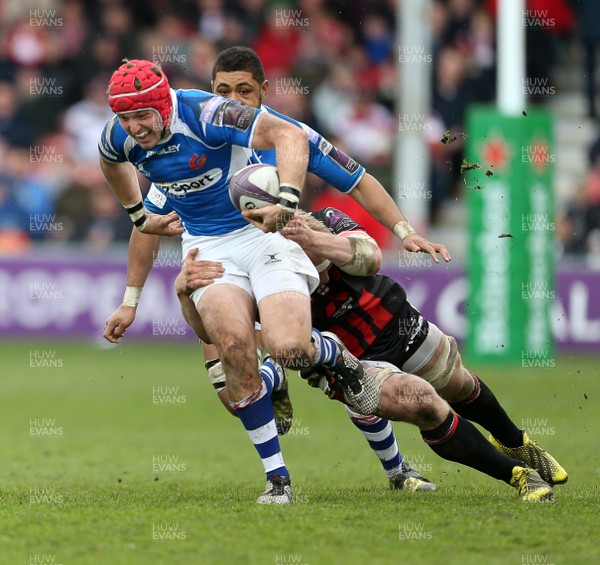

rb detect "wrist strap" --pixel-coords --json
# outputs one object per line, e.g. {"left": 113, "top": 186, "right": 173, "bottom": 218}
{"left": 278, "top": 184, "right": 301, "bottom": 210}
{"left": 124, "top": 200, "right": 149, "bottom": 232}
{"left": 122, "top": 286, "right": 143, "bottom": 307}
{"left": 393, "top": 220, "right": 416, "bottom": 240}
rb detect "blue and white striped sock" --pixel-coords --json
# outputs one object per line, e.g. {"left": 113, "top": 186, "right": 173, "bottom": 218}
{"left": 310, "top": 328, "right": 340, "bottom": 367}
{"left": 346, "top": 406, "right": 402, "bottom": 479}
{"left": 232, "top": 384, "right": 288, "bottom": 480}
{"left": 261, "top": 357, "right": 284, "bottom": 394}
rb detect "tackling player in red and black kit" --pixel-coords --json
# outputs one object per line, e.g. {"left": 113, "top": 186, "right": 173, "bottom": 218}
{"left": 175, "top": 206, "right": 566, "bottom": 501}
{"left": 308, "top": 208, "right": 418, "bottom": 362}
{"left": 291, "top": 207, "right": 567, "bottom": 490}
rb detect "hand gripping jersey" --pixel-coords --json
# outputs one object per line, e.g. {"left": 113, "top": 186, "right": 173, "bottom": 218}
{"left": 308, "top": 207, "right": 428, "bottom": 362}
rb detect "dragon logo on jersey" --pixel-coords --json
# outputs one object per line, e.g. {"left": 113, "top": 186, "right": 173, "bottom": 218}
{"left": 155, "top": 168, "right": 223, "bottom": 197}
{"left": 189, "top": 154, "right": 206, "bottom": 170}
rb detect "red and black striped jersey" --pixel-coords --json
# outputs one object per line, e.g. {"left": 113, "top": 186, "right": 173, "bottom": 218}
{"left": 308, "top": 207, "right": 407, "bottom": 358}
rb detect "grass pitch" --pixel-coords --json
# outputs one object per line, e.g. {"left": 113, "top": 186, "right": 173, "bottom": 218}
{"left": 1, "top": 341, "right": 599, "bottom": 565}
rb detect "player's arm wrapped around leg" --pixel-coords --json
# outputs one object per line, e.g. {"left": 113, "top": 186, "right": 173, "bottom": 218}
{"left": 302, "top": 370, "right": 345, "bottom": 402}
{"left": 340, "top": 368, "right": 381, "bottom": 415}
{"left": 301, "top": 366, "right": 384, "bottom": 416}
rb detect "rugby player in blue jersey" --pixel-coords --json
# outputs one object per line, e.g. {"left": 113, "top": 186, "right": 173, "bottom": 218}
{"left": 99, "top": 58, "right": 379, "bottom": 504}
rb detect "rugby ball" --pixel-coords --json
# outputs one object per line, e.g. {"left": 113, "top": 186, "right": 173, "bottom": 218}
{"left": 229, "top": 163, "right": 280, "bottom": 211}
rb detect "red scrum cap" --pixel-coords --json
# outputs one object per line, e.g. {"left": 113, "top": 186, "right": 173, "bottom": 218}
{"left": 107, "top": 59, "right": 172, "bottom": 127}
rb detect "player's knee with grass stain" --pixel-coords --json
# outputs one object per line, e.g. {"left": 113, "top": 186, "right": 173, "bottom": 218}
{"left": 379, "top": 374, "right": 449, "bottom": 430}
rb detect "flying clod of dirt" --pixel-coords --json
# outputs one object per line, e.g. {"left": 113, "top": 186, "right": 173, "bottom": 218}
{"left": 460, "top": 158, "right": 481, "bottom": 172}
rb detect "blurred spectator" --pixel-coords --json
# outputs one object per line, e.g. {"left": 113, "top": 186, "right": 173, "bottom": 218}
{"left": 5, "top": 18, "right": 49, "bottom": 68}
{"left": 586, "top": 229, "right": 600, "bottom": 269}
{"left": 425, "top": 113, "right": 454, "bottom": 221}
{"left": 559, "top": 134, "right": 600, "bottom": 258}
{"left": 332, "top": 91, "right": 396, "bottom": 166}
{"left": 556, "top": 185, "right": 588, "bottom": 257}
{"left": 15, "top": 66, "right": 65, "bottom": 135}
{"left": 0, "top": 79, "right": 38, "bottom": 147}
{"left": 347, "top": 45, "right": 386, "bottom": 102}
{"left": 373, "top": 59, "right": 397, "bottom": 109}
{"left": 236, "top": 0, "right": 268, "bottom": 42}
{"left": 184, "top": 36, "right": 218, "bottom": 88}
{"left": 295, "top": 29, "right": 333, "bottom": 82}
{"left": 432, "top": 45, "right": 471, "bottom": 137}
{"left": 446, "top": 0, "right": 477, "bottom": 49}
{"left": 468, "top": 9, "right": 495, "bottom": 77}
{"left": 219, "top": 14, "right": 250, "bottom": 50}
{"left": 197, "top": 0, "right": 228, "bottom": 43}
{"left": 59, "top": 0, "right": 89, "bottom": 62}
{"left": 29, "top": 131, "right": 74, "bottom": 200}
{"left": 78, "top": 34, "right": 124, "bottom": 85}
{"left": 310, "top": 6, "right": 353, "bottom": 62}
{"left": 0, "top": 145, "right": 54, "bottom": 245}
{"left": 53, "top": 171, "right": 132, "bottom": 248}
{"left": 311, "top": 63, "right": 356, "bottom": 134}
{"left": 62, "top": 75, "right": 114, "bottom": 164}
{"left": 569, "top": 0, "right": 600, "bottom": 119}
{"left": 140, "top": 12, "right": 194, "bottom": 84}
{"left": 267, "top": 75, "right": 319, "bottom": 131}
{"left": 431, "top": 45, "right": 471, "bottom": 213}
{"left": 584, "top": 150, "right": 600, "bottom": 235}
{"left": 362, "top": 13, "right": 394, "bottom": 65}
{"left": 430, "top": 0, "right": 452, "bottom": 61}
{"left": 252, "top": 8, "right": 300, "bottom": 74}
{"left": 99, "top": 2, "right": 137, "bottom": 55}
{"left": 294, "top": 12, "right": 353, "bottom": 95}
{"left": 84, "top": 186, "right": 134, "bottom": 251}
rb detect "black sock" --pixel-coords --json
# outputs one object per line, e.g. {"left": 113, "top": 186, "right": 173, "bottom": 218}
{"left": 421, "top": 412, "right": 523, "bottom": 483}
{"left": 450, "top": 373, "right": 524, "bottom": 448}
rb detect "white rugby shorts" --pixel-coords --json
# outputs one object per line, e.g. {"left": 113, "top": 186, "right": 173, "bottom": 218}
{"left": 182, "top": 224, "right": 319, "bottom": 307}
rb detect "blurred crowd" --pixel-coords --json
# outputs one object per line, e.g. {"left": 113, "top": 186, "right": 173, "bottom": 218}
{"left": 0, "top": 0, "right": 597, "bottom": 258}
